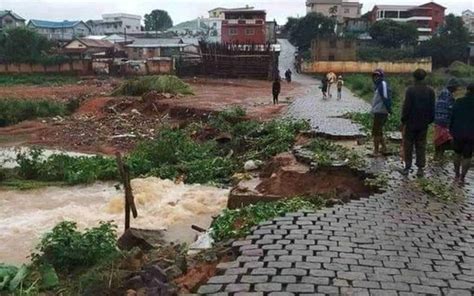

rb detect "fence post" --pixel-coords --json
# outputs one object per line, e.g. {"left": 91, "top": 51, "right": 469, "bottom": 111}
{"left": 115, "top": 152, "right": 138, "bottom": 230}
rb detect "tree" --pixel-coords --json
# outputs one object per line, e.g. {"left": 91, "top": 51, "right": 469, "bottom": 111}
{"left": 288, "top": 13, "right": 336, "bottom": 50}
{"left": 416, "top": 14, "right": 470, "bottom": 67}
{"left": 369, "top": 19, "right": 419, "bottom": 48}
{"left": 0, "top": 27, "right": 53, "bottom": 63}
{"left": 144, "top": 10, "right": 173, "bottom": 31}
{"left": 282, "top": 17, "right": 299, "bottom": 36}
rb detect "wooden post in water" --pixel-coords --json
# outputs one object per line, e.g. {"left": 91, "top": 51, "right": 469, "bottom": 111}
{"left": 115, "top": 152, "right": 138, "bottom": 230}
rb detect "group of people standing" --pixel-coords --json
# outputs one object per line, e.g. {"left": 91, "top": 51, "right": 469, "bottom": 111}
{"left": 321, "top": 72, "right": 344, "bottom": 100}
{"left": 371, "top": 68, "right": 473, "bottom": 183}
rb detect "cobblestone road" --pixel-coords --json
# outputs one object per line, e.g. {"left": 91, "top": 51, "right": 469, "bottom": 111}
{"left": 199, "top": 166, "right": 474, "bottom": 295}
{"left": 197, "top": 40, "right": 474, "bottom": 295}
{"left": 278, "top": 39, "right": 369, "bottom": 138}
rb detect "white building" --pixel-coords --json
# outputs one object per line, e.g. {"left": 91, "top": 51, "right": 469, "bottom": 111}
{"left": 462, "top": 10, "right": 474, "bottom": 35}
{"left": 87, "top": 13, "right": 141, "bottom": 35}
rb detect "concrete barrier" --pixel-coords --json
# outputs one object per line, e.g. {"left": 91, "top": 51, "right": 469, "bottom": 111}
{"left": 0, "top": 61, "right": 92, "bottom": 75}
{"left": 302, "top": 59, "right": 432, "bottom": 74}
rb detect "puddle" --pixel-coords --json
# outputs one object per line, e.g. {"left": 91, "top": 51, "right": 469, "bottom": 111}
{"left": 0, "top": 177, "right": 229, "bottom": 265}
{"left": 0, "top": 146, "right": 95, "bottom": 169}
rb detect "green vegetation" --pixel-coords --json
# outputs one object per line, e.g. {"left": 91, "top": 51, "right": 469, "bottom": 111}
{"left": 285, "top": 13, "right": 336, "bottom": 51}
{"left": 416, "top": 178, "right": 464, "bottom": 202}
{"left": 0, "top": 27, "right": 67, "bottom": 65}
{"left": 1, "top": 109, "right": 309, "bottom": 187}
{"left": 0, "top": 74, "right": 78, "bottom": 86}
{"left": 369, "top": 19, "right": 418, "bottom": 48}
{"left": 0, "top": 99, "right": 71, "bottom": 127}
{"left": 113, "top": 75, "right": 194, "bottom": 96}
{"left": 211, "top": 197, "right": 326, "bottom": 242}
{"left": 357, "top": 46, "right": 416, "bottom": 62}
{"left": 0, "top": 221, "right": 123, "bottom": 295}
{"left": 32, "top": 221, "right": 120, "bottom": 273}
{"left": 305, "top": 139, "right": 365, "bottom": 169}
{"left": 16, "top": 149, "right": 118, "bottom": 185}
{"left": 364, "top": 173, "right": 389, "bottom": 189}
{"left": 144, "top": 9, "right": 173, "bottom": 31}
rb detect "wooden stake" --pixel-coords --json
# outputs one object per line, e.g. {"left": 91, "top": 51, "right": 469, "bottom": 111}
{"left": 116, "top": 152, "right": 138, "bottom": 230}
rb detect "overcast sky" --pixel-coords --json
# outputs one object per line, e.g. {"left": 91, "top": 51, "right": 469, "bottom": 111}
{"left": 3, "top": 0, "right": 472, "bottom": 25}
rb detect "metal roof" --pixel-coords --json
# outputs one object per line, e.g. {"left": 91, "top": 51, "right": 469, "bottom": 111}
{"left": 29, "top": 19, "right": 85, "bottom": 29}
{"left": 76, "top": 38, "right": 114, "bottom": 48}
{"left": 126, "top": 38, "right": 185, "bottom": 48}
{"left": 373, "top": 5, "right": 417, "bottom": 10}
{"left": 0, "top": 10, "right": 25, "bottom": 21}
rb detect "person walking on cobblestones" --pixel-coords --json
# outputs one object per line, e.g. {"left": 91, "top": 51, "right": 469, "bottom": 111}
{"left": 434, "top": 78, "right": 461, "bottom": 160}
{"left": 450, "top": 82, "right": 474, "bottom": 184}
{"left": 272, "top": 77, "right": 281, "bottom": 105}
{"left": 371, "top": 69, "right": 391, "bottom": 156}
{"left": 399, "top": 69, "right": 436, "bottom": 177}
{"left": 321, "top": 76, "right": 329, "bottom": 99}
{"left": 337, "top": 75, "right": 344, "bottom": 100}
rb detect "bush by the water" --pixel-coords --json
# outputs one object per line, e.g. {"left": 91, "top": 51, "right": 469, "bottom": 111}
{"left": 0, "top": 99, "right": 69, "bottom": 127}
{"left": 32, "top": 221, "right": 120, "bottom": 273}
{"left": 0, "top": 74, "right": 78, "bottom": 86}
{"left": 211, "top": 197, "right": 326, "bottom": 242}
{"left": 113, "top": 75, "right": 194, "bottom": 96}
{"left": 16, "top": 149, "right": 118, "bottom": 185}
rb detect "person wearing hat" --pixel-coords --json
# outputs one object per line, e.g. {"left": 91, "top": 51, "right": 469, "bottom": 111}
{"left": 434, "top": 78, "right": 461, "bottom": 160}
{"left": 371, "top": 69, "right": 391, "bottom": 156}
{"left": 450, "top": 82, "right": 474, "bottom": 184}
{"left": 399, "top": 69, "right": 436, "bottom": 177}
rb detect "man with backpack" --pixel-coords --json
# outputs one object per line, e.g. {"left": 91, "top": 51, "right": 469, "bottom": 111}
{"left": 371, "top": 69, "right": 392, "bottom": 156}
{"left": 400, "top": 69, "right": 436, "bottom": 177}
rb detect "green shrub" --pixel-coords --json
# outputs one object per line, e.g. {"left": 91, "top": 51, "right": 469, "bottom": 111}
{"left": 128, "top": 128, "right": 237, "bottom": 184}
{"left": 211, "top": 197, "right": 325, "bottom": 242}
{"left": 113, "top": 75, "right": 194, "bottom": 96}
{"left": 32, "top": 221, "right": 119, "bottom": 273}
{"left": 0, "top": 74, "right": 77, "bottom": 86}
{"left": 357, "top": 46, "right": 415, "bottom": 62}
{"left": 0, "top": 99, "right": 68, "bottom": 127}
{"left": 448, "top": 61, "right": 474, "bottom": 78}
{"left": 16, "top": 149, "right": 118, "bottom": 185}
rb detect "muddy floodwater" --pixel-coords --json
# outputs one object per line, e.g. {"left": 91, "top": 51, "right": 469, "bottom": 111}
{"left": 0, "top": 177, "right": 229, "bottom": 265}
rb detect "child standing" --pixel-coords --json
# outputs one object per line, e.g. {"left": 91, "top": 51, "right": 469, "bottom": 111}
{"left": 337, "top": 75, "right": 344, "bottom": 100}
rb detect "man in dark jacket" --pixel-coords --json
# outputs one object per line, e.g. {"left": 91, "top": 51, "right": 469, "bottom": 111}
{"left": 400, "top": 69, "right": 436, "bottom": 177}
{"left": 272, "top": 77, "right": 281, "bottom": 105}
{"left": 451, "top": 83, "right": 474, "bottom": 184}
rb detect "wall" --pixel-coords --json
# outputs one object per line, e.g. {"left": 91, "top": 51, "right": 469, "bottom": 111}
{"left": 221, "top": 23, "right": 266, "bottom": 44}
{"left": 311, "top": 38, "right": 357, "bottom": 61}
{"left": 302, "top": 60, "right": 432, "bottom": 74}
{"left": 115, "top": 59, "right": 173, "bottom": 76}
{"left": 0, "top": 60, "right": 92, "bottom": 74}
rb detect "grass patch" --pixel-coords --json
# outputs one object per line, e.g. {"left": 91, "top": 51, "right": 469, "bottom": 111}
{"left": 415, "top": 178, "right": 464, "bottom": 202}
{"left": 0, "top": 99, "right": 71, "bottom": 127}
{"left": 305, "top": 139, "right": 366, "bottom": 169}
{"left": 0, "top": 74, "right": 78, "bottom": 86}
{"left": 113, "top": 75, "right": 194, "bottom": 96}
{"left": 211, "top": 197, "right": 326, "bottom": 242}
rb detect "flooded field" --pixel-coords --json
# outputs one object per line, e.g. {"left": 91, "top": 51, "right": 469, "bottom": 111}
{"left": 0, "top": 177, "right": 229, "bottom": 265}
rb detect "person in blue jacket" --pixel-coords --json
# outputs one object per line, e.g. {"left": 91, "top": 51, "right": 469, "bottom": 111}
{"left": 371, "top": 69, "right": 392, "bottom": 156}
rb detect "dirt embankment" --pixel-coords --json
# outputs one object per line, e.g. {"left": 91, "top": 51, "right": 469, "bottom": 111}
{"left": 0, "top": 78, "right": 305, "bottom": 154}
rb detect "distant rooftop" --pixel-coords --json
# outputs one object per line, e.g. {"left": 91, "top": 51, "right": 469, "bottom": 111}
{"left": 209, "top": 6, "right": 255, "bottom": 12}
{"left": 29, "top": 19, "right": 85, "bottom": 29}
{"left": 0, "top": 10, "right": 25, "bottom": 21}
{"left": 126, "top": 38, "right": 185, "bottom": 48}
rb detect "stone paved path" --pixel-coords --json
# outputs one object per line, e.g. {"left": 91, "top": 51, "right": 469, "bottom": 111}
{"left": 198, "top": 167, "right": 474, "bottom": 295}
{"left": 197, "top": 40, "right": 474, "bottom": 295}
{"left": 278, "top": 39, "right": 370, "bottom": 138}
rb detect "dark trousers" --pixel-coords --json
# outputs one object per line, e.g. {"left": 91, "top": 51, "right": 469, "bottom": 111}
{"left": 404, "top": 128, "right": 428, "bottom": 169}
{"left": 273, "top": 93, "right": 279, "bottom": 104}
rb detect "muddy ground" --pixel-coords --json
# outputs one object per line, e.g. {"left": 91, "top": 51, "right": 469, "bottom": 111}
{"left": 0, "top": 77, "right": 304, "bottom": 154}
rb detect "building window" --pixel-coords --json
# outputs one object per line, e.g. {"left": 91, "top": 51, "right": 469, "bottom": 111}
{"left": 229, "top": 28, "right": 238, "bottom": 35}
{"left": 329, "top": 39, "right": 337, "bottom": 48}
{"left": 329, "top": 54, "right": 335, "bottom": 61}
{"left": 126, "top": 25, "right": 131, "bottom": 29}
{"left": 385, "top": 11, "right": 398, "bottom": 18}
{"left": 344, "top": 9, "right": 350, "bottom": 14}
{"left": 245, "top": 28, "right": 255, "bottom": 35}
{"left": 344, "top": 40, "right": 352, "bottom": 49}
